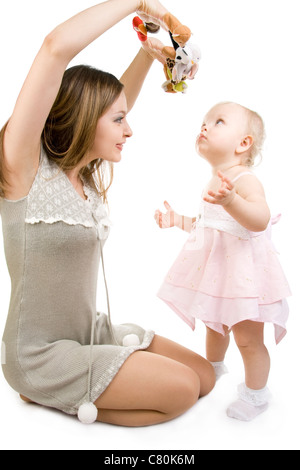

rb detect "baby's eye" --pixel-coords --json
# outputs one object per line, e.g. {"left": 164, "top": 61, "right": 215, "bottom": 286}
{"left": 216, "top": 119, "right": 224, "bottom": 125}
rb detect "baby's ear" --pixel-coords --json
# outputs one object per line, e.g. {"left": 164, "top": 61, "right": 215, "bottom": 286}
{"left": 236, "top": 135, "right": 253, "bottom": 154}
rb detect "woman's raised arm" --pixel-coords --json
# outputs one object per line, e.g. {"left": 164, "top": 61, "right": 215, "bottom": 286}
{"left": 2, "top": 0, "right": 168, "bottom": 197}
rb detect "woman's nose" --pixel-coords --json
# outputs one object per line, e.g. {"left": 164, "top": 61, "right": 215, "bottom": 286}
{"left": 124, "top": 120, "right": 133, "bottom": 138}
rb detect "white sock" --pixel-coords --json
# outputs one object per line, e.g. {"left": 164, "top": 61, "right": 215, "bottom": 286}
{"left": 210, "top": 361, "right": 229, "bottom": 381}
{"left": 227, "top": 383, "right": 271, "bottom": 422}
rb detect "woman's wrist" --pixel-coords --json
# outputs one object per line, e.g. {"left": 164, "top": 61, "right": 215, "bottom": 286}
{"left": 133, "top": 0, "right": 143, "bottom": 12}
{"left": 139, "top": 46, "right": 155, "bottom": 63}
{"left": 118, "top": 0, "right": 141, "bottom": 14}
{"left": 104, "top": 0, "right": 140, "bottom": 17}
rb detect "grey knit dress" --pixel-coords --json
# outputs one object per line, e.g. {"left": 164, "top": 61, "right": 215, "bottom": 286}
{"left": 1, "top": 147, "right": 154, "bottom": 415}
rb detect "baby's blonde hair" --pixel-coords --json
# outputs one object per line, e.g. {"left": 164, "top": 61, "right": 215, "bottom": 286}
{"left": 216, "top": 102, "right": 266, "bottom": 167}
{"left": 242, "top": 106, "right": 266, "bottom": 167}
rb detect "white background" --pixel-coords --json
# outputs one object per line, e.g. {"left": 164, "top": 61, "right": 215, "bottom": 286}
{"left": 0, "top": 0, "right": 299, "bottom": 450}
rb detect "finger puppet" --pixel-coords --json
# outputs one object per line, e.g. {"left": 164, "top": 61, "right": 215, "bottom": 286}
{"left": 132, "top": 15, "right": 201, "bottom": 94}
{"left": 132, "top": 16, "right": 160, "bottom": 41}
{"left": 136, "top": 10, "right": 192, "bottom": 47}
{"left": 170, "top": 32, "right": 201, "bottom": 83}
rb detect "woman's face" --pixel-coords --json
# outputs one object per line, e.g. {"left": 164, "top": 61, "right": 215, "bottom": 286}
{"left": 90, "top": 91, "right": 133, "bottom": 163}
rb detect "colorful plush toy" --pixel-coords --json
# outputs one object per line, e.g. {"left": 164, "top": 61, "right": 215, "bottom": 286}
{"left": 132, "top": 13, "right": 201, "bottom": 94}
{"left": 132, "top": 16, "right": 160, "bottom": 41}
{"left": 162, "top": 32, "right": 201, "bottom": 93}
{"left": 133, "top": 16, "right": 148, "bottom": 41}
{"left": 170, "top": 32, "right": 201, "bottom": 83}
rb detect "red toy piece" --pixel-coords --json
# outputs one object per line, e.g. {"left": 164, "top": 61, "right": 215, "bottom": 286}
{"left": 132, "top": 16, "right": 148, "bottom": 42}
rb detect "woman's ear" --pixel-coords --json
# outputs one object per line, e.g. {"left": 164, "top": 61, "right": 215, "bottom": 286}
{"left": 236, "top": 135, "right": 253, "bottom": 154}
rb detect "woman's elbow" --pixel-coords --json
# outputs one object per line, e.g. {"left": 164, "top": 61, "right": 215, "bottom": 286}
{"left": 43, "top": 31, "right": 60, "bottom": 57}
{"left": 42, "top": 29, "right": 70, "bottom": 63}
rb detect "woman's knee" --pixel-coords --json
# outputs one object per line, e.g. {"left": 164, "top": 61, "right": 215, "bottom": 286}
{"left": 199, "top": 361, "right": 216, "bottom": 397}
{"left": 164, "top": 367, "right": 201, "bottom": 415}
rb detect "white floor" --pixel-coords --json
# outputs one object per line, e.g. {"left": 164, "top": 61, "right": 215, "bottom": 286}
{"left": 1, "top": 308, "right": 298, "bottom": 451}
{"left": 1, "top": 0, "right": 300, "bottom": 450}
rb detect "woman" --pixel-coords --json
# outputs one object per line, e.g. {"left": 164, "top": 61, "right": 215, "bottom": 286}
{"left": 0, "top": 0, "right": 215, "bottom": 427}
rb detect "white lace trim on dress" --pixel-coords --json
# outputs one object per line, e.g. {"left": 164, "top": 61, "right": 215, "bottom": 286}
{"left": 195, "top": 200, "right": 255, "bottom": 239}
{"left": 194, "top": 198, "right": 268, "bottom": 240}
{"left": 25, "top": 149, "right": 112, "bottom": 241}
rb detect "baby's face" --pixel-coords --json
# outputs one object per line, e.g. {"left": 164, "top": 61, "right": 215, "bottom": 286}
{"left": 196, "top": 103, "right": 248, "bottom": 162}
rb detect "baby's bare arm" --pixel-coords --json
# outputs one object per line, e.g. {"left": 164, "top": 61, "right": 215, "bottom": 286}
{"left": 204, "top": 172, "right": 271, "bottom": 232}
{"left": 154, "top": 202, "right": 196, "bottom": 232}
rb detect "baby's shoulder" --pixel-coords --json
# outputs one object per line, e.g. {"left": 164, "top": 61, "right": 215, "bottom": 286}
{"left": 233, "top": 171, "right": 266, "bottom": 198}
{"left": 231, "top": 170, "right": 255, "bottom": 183}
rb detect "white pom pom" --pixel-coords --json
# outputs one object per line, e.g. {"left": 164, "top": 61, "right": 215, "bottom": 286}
{"left": 77, "top": 402, "right": 98, "bottom": 424}
{"left": 122, "top": 334, "right": 140, "bottom": 347}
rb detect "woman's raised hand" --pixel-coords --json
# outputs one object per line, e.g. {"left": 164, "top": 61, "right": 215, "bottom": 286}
{"left": 140, "top": 37, "right": 173, "bottom": 64}
{"left": 136, "top": 0, "right": 169, "bottom": 28}
{"left": 136, "top": 0, "right": 191, "bottom": 47}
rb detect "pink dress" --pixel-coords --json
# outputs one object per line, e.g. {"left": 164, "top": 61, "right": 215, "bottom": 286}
{"left": 157, "top": 173, "right": 291, "bottom": 344}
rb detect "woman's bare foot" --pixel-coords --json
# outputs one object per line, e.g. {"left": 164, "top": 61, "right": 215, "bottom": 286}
{"left": 20, "top": 394, "right": 34, "bottom": 404}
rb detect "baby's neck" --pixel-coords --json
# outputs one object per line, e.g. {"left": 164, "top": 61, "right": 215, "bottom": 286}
{"left": 211, "top": 162, "right": 244, "bottom": 176}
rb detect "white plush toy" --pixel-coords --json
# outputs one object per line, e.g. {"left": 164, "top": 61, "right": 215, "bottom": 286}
{"left": 172, "top": 37, "right": 201, "bottom": 83}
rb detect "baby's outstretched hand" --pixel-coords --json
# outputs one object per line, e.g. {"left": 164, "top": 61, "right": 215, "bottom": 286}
{"left": 203, "top": 172, "right": 236, "bottom": 206}
{"left": 154, "top": 201, "right": 179, "bottom": 229}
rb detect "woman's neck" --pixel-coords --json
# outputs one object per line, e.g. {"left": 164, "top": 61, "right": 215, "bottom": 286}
{"left": 66, "top": 168, "right": 87, "bottom": 201}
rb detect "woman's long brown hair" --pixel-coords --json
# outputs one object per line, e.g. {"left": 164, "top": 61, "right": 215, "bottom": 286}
{"left": 0, "top": 65, "right": 124, "bottom": 202}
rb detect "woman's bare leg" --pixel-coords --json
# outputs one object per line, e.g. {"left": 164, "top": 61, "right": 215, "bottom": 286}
{"left": 20, "top": 395, "right": 34, "bottom": 403}
{"left": 94, "top": 349, "right": 201, "bottom": 426}
{"left": 21, "top": 336, "right": 216, "bottom": 427}
{"left": 146, "top": 335, "right": 216, "bottom": 397}
{"left": 94, "top": 336, "right": 215, "bottom": 427}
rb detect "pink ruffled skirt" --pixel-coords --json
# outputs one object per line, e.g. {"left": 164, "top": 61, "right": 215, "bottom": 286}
{"left": 157, "top": 227, "right": 291, "bottom": 344}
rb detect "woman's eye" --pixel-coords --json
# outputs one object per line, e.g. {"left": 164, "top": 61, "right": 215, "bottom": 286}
{"left": 115, "top": 117, "right": 123, "bottom": 123}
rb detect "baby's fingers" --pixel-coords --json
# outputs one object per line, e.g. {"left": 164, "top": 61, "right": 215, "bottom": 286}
{"left": 218, "top": 171, "right": 234, "bottom": 190}
{"left": 207, "top": 190, "right": 224, "bottom": 201}
{"left": 218, "top": 187, "right": 231, "bottom": 196}
{"left": 203, "top": 194, "right": 217, "bottom": 204}
{"left": 164, "top": 201, "right": 173, "bottom": 211}
{"left": 154, "top": 210, "right": 162, "bottom": 226}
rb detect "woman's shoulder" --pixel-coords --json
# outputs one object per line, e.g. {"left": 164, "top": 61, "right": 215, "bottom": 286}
{"left": 1, "top": 144, "right": 44, "bottom": 202}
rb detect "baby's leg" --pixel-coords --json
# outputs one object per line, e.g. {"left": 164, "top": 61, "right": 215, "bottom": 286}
{"left": 228, "top": 321, "right": 271, "bottom": 421}
{"left": 206, "top": 326, "right": 230, "bottom": 380}
{"left": 232, "top": 320, "right": 270, "bottom": 389}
